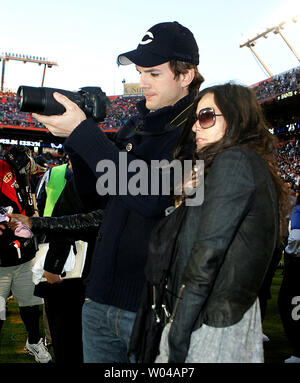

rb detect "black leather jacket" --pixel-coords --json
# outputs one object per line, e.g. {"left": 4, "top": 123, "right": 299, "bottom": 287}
{"left": 31, "top": 209, "right": 103, "bottom": 234}
{"left": 130, "top": 146, "right": 279, "bottom": 363}
{"left": 31, "top": 209, "right": 103, "bottom": 275}
{"left": 167, "top": 147, "right": 279, "bottom": 362}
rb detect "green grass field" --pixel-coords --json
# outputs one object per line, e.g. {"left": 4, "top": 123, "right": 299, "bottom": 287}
{"left": 0, "top": 269, "right": 294, "bottom": 364}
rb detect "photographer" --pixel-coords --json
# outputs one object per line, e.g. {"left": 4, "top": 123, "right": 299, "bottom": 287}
{"left": 1, "top": 176, "right": 104, "bottom": 363}
{"left": 31, "top": 21, "right": 204, "bottom": 362}
{"left": 0, "top": 145, "right": 51, "bottom": 363}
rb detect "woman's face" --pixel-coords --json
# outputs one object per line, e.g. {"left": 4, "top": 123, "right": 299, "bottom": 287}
{"left": 192, "top": 93, "right": 227, "bottom": 151}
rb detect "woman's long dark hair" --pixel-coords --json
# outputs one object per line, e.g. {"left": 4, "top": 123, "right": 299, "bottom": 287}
{"left": 174, "top": 82, "right": 290, "bottom": 240}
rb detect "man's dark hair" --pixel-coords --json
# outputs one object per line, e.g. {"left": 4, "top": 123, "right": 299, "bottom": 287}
{"left": 169, "top": 60, "right": 204, "bottom": 94}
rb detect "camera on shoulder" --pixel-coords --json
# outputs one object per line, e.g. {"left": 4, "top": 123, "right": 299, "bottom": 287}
{"left": 16, "top": 85, "right": 107, "bottom": 122}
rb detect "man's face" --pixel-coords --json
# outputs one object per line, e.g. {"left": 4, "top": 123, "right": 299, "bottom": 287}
{"left": 136, "top": 62, "right": 189, "bottom": 111}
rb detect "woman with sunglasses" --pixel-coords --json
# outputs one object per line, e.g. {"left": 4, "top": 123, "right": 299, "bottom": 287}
{"left": 129, "top": 82, "right": 289, "bottom": 363}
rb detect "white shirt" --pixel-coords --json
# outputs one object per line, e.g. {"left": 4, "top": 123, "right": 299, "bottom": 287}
{"left": 285, "top": 229, "right": 300, "bottom": 256}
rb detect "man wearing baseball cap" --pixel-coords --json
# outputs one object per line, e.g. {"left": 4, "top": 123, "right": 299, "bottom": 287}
{"left": 32, "top": 21, "right": 204, "bottom": 363}
{"left": 117, "top": 21, "right": 199, "bottom": 67}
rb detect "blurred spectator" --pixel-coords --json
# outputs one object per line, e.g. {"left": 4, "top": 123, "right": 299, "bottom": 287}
{"left": 0, "top": 145, "right": 52, "bottom": 363}
{"left": 278, "top": 192, "right": 300, "bottom": 363}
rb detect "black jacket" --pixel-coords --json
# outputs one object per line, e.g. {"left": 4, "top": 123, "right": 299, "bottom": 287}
{"left": 63, "top": 92, "right": 197, "bottom": 312}
{"left": 130, "top": 147, "right": 279, "bottom": 363}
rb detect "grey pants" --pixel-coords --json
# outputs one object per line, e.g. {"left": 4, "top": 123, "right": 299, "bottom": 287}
{"left": 155, "top": 298, "right": 264, "bottom": 363}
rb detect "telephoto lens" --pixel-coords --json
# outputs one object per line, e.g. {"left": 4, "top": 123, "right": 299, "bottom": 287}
{"left": 17, "top": 86, "right": 75, "bottom": 116}
{"left": 16, "top": 85, "right": 107, "bottom": 122}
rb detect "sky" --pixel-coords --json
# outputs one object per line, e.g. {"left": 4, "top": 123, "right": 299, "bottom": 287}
{"left": 1, "top": 0, "right": 300, "bottom": 96}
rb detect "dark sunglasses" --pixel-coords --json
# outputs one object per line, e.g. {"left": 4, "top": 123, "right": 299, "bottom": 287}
{"left": 196, "top": 107, "right": 223, "bottom": 129}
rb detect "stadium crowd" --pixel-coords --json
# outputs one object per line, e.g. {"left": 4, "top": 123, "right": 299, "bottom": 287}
{"left": 99, "top": 96, "right": 144, "bottom": 131}
{"left": 0, "top": 91, "right": 44, "bottom": 129}
{"left": 1, "top": 85, "right": 299, "bottom": 187}
{"left": 275, "top": 140, "right": 300, "bottom": 192}
{"left": 1, "top": 65, "right": 300, "bottom": 130}
{"left": 252, "top": 66, "right": 300, "bottom": 102}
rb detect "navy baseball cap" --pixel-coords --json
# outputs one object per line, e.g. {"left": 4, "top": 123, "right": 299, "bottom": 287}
{"left": 117, "top": 21, "right": 199, "bottom": 67}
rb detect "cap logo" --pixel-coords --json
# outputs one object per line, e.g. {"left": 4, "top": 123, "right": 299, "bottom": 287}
{"left": 139, "top": 31, "right": 154, "bottom": 45}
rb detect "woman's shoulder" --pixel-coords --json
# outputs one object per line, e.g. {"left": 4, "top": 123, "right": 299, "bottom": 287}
{"left": 209, "top": 146, "right": 269, "bottom": 188}
{"left": 214, "top": 146, "right": 264, "bottom": 167}
{"left": 213, "top": 146, "right": 256, "bottom": 166}
{"left": 216, "top": 145, "right": 256, "bottom": 156}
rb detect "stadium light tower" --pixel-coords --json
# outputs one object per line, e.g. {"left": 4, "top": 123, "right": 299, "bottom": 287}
{"left": 273, "top": 23, "right": 300, "bottom": 62}
{"left": 243, "top": 41, "right": 273, "bottom": 77}
{"left": 0, "top": 53, "right": 58, "bottom": 90}
{"left": 240, "top": 13, "right": 300, "bottom": 77}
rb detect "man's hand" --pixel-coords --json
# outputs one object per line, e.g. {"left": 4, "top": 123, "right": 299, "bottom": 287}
{"left": 43, "top": 271, "right": 62, "bottom": 284}
{"left": 8, "top": 214, "right": 32, "bottom": 230}
{"left": 32, "top": 92, "right": 86, "bottom": 137}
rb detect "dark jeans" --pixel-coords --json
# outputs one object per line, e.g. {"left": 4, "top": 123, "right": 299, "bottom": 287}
{"left": 82, "top": 299, "right": 136, "bottom": 363}
{"left": 278, "top": 253, "right": 300, "bottom": 357}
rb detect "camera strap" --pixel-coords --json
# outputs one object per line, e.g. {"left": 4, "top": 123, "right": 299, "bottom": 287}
{"left": 14, "top": 173, "right": 34, "bottom": 217}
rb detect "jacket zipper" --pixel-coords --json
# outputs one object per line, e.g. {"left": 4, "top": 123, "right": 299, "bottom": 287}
{"left": 152, "top": 285, "right": 156, "bottom": 310}
{"left": 169, "top": 284, "right": 186, "bottom": 325}
{"left": 167, "top": 284, "right": 186, "bottom": 354}
{"left": 152, "top": 285, "right": 161, "bottom": 323}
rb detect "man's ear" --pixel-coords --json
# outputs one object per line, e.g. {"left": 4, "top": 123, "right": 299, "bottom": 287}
{"left": 181, "top": 68, "right": 195, "bottom": 88}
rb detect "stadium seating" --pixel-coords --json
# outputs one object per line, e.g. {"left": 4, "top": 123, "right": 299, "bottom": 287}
{"left": 251, "top": 66, "right": 300, "bottom": 102}
{"left": 0, "top": 71, "right": 299, "bottom": 186}
{"left": 0, "top": 90, "right": 44, "bottom": 129}
{"left": 275, "top": 140, "right": 300, "bottom": 192}
{"left": 99, "top": 96, "right": 144, "bottom": 131}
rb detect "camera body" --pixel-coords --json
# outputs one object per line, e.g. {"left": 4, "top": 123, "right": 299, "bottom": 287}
{"left": 4, "top": 145, "right": 34, "bottom": 174}
{"left": 17, "top": 85, "right": 107, "bottom": 122}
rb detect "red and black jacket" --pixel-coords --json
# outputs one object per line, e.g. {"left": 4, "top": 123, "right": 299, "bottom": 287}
{"left": 0, "top": 159, "right": 36, "bottom": 267}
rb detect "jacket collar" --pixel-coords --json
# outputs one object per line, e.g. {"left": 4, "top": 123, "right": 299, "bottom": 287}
{"left": 135, "top": 91, "right": 197, "bottom": 135}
